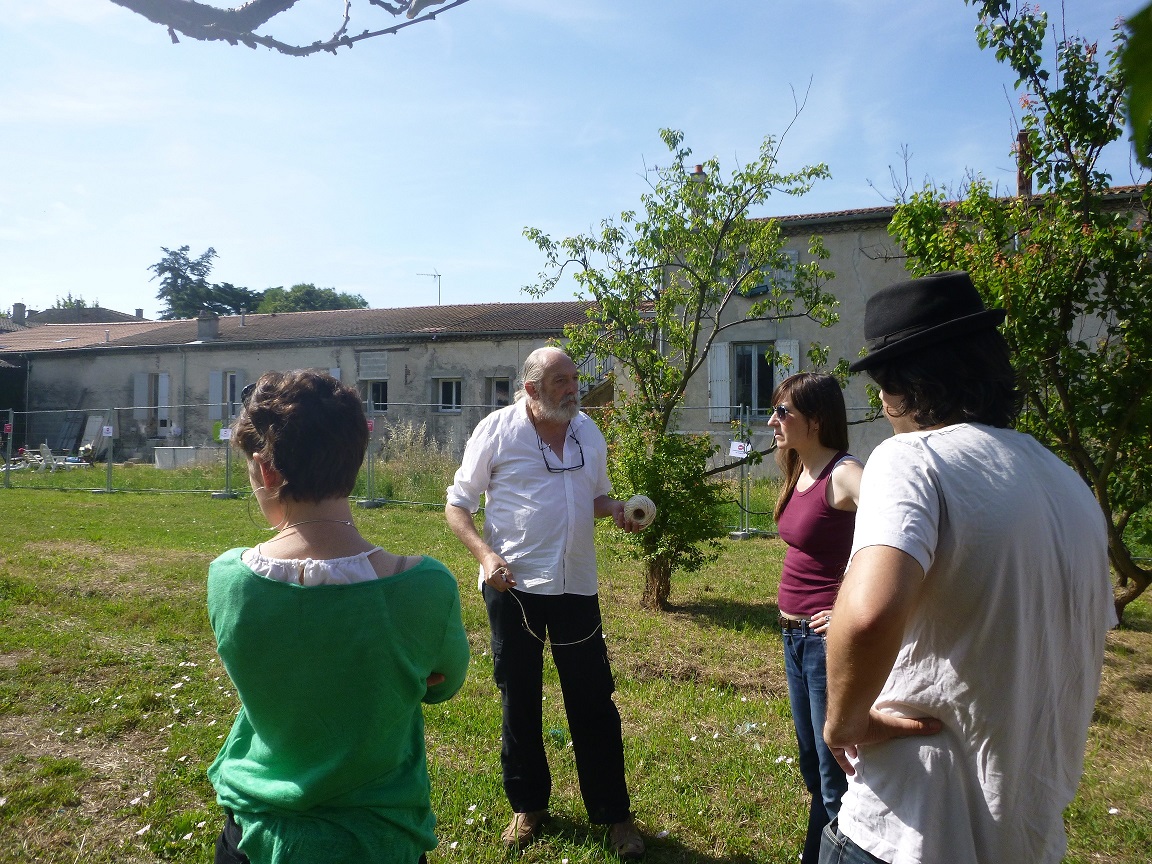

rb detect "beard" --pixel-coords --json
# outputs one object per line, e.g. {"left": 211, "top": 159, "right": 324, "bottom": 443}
{"left": 533, "top": 391, "right": 580, "bottom": 424}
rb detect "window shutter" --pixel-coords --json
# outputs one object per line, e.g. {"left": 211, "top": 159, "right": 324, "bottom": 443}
{"left": 774, "top": 339, "right": 800, "bottom": 389}
{"left": 133, "top": 372, "right": 149, "bottom": 420}
{"left": 157, "top": 372, "right": 170, "bottom": 423}
{"left": 708, "top": 344, "right": 730, "bottom": 423}
{"left": 208, "top": 371, "right": 222, "bottom": 421}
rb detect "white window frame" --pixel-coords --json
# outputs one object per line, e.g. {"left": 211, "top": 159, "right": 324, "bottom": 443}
{"left": 747, "top": 248, "right": 800, "bottom": 296}
{"left": 708, "top": 338, "right": 798, "bottom": 422}
{"left": 437, "top": 378, "right": 462, "bottom": 413}
{"left": 486, "top": 376, "right": 511, "bottom": 410}
{"left": 208, "top": 370, "right": 247, "bottom": 421}
{"left": 368, "top": 380, "right": 389, "bottom": 413}
{"left": 133, "top": 371, "right": 171, "bottom": 434}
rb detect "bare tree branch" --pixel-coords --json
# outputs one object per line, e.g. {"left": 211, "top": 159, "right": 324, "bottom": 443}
{"left": 110, "top": 0, "right": 472, "bottom": 56}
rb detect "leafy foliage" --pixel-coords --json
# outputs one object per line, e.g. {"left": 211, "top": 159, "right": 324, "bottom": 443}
{"left": 257, "top": 284, "right": 368, "bottom": 313}
{"left": 525, "top": 128, "right": 840, "bottom": 608}
{"left": 149, "top": 245, "right": 261, "bottom": 320}
{"left": 52, "top": 293, "right": 96, "bottom": 309}
{"left": 1122, "top": 3, "right": 1152, "bottom": 165}
{"left": 598, "top": 397, "right": 730, "bottom": 610}
{"left": 150, "top": 248, "right": 368, "bottom": 319}
{"left": 891, "top": 2, "right": 1152, "bottom": 620}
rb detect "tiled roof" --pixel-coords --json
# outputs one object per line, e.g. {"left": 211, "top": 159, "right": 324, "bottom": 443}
{"left": 766, "top": 185, "right": 1146, "bottom": 232}
{"left": 0, "top": 301, "right": 593, "bottom": 355}
{"left": 24, "top": 306, "right": 146, "bottom": 326}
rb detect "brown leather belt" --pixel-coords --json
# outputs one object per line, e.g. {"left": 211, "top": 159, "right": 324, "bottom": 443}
{"left": 779, "top": 616, "right": 812, "bottom": 632}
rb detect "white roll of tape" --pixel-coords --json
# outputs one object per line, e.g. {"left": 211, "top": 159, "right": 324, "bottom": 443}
{"left": 624, "top": 494, "right": 656, "bottom": 528}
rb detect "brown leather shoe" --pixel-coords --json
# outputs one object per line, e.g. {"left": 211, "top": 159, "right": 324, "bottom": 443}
{"left": 609, "top": 818, "right": 645, "bottom": 858}
{"left": 501, "top": 810, "right": 548, "bottom": 847}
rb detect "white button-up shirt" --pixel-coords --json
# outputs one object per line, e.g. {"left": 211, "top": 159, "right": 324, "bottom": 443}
{"left": 446, "top": 400, "right": 611, "bottom": 596}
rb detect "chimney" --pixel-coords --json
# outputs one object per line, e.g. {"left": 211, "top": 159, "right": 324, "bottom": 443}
{"left": 12, "top": 302, "right": 25, "bottom": 325}
{"left": 135, "top": 308, "right": 144, "bottom": 319}
{"left": 197, "top": 309, "right": 220, "bottom": 340}
{"left": 1016, "top": 130, "right": 1033, "bottom": 199}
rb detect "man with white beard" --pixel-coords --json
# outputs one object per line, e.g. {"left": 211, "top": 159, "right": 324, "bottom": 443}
{"left": 446, "top": 347, "right": 645, "bottom": 858}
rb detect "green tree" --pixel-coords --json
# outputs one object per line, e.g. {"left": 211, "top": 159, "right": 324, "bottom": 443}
{"left": 889, "top": 1, "right": 1151, "bottom": 621}
{"left": 1122, "top": 3, "right": 1152, "bottom": 164}
{"left": 257, "top": 284, "right": 368, "bottom": 313}
{"left": 150, "top": 246, "right": 262, "bottom": 319}
{"left": 525, "top": 128, "right": 840, "bottom": 610}
{"left": 150, "top": 245, "right": 218, "bottom": 320}
{"left": 52, "top": 293, "right": 96, "bottom": 309}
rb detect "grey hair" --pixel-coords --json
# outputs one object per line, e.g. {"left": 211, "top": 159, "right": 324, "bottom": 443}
{"left": 515, "top": 347, "right": 565, "bottom": 402}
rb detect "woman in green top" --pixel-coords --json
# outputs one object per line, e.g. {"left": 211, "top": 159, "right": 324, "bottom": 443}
{"left": 208, "top": 369, "right": 470, "bottom": 864}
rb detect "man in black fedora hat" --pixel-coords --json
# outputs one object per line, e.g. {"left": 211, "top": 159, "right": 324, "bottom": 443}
{"left": 819, "top": 272, "right": 1115, "bottom": 864}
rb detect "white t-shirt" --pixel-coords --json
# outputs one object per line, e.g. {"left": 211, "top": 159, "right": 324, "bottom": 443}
{"left": 445, "top": 401, "right": 611, "bottom": 596}
{"left": 840, "top": 423, "right": 1114, "bottom": 864}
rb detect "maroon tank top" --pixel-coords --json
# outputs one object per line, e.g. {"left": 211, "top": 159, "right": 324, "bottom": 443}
{"left": 776, "top": 451, "right": 857, "bottom": 618}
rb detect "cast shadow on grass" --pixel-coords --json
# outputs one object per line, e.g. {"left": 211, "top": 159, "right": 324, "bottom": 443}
{"left": 525, "top": 812, "right": 760, "bottom": 864}
{"left": 667, "top": 597, "right": 780, "bottom": 635}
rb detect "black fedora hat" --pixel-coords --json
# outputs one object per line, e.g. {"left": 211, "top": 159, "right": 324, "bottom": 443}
{"left": 849, "top": 271, "right": 1006, "bottom": 373}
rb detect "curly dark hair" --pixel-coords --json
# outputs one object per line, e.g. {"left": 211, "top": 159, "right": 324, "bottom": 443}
{"left": 866, "top": 328, "right": 1022, "bottom": 430}
{"left": 231, "top": 369, "right": 368, "bottom": 503}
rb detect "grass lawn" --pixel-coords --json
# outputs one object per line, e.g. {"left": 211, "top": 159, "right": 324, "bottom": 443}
{"left": 0, "top": 488, "right": 1149, "bottom": 863}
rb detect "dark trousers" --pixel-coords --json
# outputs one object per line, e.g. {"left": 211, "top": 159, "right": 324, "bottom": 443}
{"left": 483, "top": 586, "right": 631, "bottom": 824}
{"left": 214, "top": 811, "right": 429, "bottom": 864}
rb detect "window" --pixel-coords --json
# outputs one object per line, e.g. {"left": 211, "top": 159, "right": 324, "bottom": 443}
{"left": 208, "top": 370, "right": 247, "bottom": 421}
{"left": 133, "top": 371, "right": 170, "bottom": 436}
{"left": 224, "top": 371, "right": 241, "bottom": 419}
{"left": 486, "top": 377, "right": 511, "bottom": 410}
{"left": 707, "top": 338, "right": 799, "bottom": 423}
{"left": 746, "top": 248, "right": 800, "bottom": 297}
{"left": 369, "top": 380, "right": 388, "bottom": 412}
{"left": 438, "top": 378, "right": 462, "bottom": 412}
{"left": 733, "top": 343, "right": 774, "bottom": 420}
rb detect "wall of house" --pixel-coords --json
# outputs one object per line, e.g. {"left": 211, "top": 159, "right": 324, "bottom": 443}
{"left": 677, "top": 219, "right": 911, "bottom": 472}
{"left": 20, "top": 336, "right": 553, "bottom": 458}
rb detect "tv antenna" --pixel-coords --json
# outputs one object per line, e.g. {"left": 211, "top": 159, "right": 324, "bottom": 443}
{"left": 418, "top": 270, "right": 442, "bottom": 305}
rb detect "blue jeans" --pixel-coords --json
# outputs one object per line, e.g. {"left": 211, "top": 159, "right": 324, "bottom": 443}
{"left": 819, "top": 819, "right": 888, "bottom": 864}
{"left": 483, "top": 586, "right": 631, "bottom": 824}
{"left": 783, "top": 624, "right": 848, "bottom": 864}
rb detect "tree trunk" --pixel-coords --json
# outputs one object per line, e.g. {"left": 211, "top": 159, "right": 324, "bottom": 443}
{"left": 641, "top": 557, "right": 672, "bottom": 611}
{"left": 1111, "top": 542, "right": 1151, "bottom": 625}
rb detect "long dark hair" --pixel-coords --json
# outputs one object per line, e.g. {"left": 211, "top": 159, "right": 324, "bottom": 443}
{"left": 866, "top": 328, "right": 1022, "bottom": 430}
{"left": 772, "top": 372, "right": 850, "bottom": 522}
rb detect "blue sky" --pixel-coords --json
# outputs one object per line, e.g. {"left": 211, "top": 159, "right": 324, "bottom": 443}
{"left": 0, "top": 0, "right": 1141, "bottom": 319}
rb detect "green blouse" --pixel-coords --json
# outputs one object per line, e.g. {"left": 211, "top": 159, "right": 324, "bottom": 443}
{"left": 207, "top": 549, "right": 470, "bottom": 863}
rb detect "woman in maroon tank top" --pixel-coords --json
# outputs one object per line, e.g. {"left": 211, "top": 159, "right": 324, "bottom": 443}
{"left": 770, "top": 373, "right": 862, "bottom": 864}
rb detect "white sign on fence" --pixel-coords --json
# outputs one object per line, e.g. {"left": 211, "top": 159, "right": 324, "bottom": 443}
{"left": 219, "top": 428, "right": 232, "bottom": 441}
{"left": 729, "top": 440, "right": 749, "bottom": 458}
{"left": 102, "top": 425, "right": 114, "bottom": 438}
